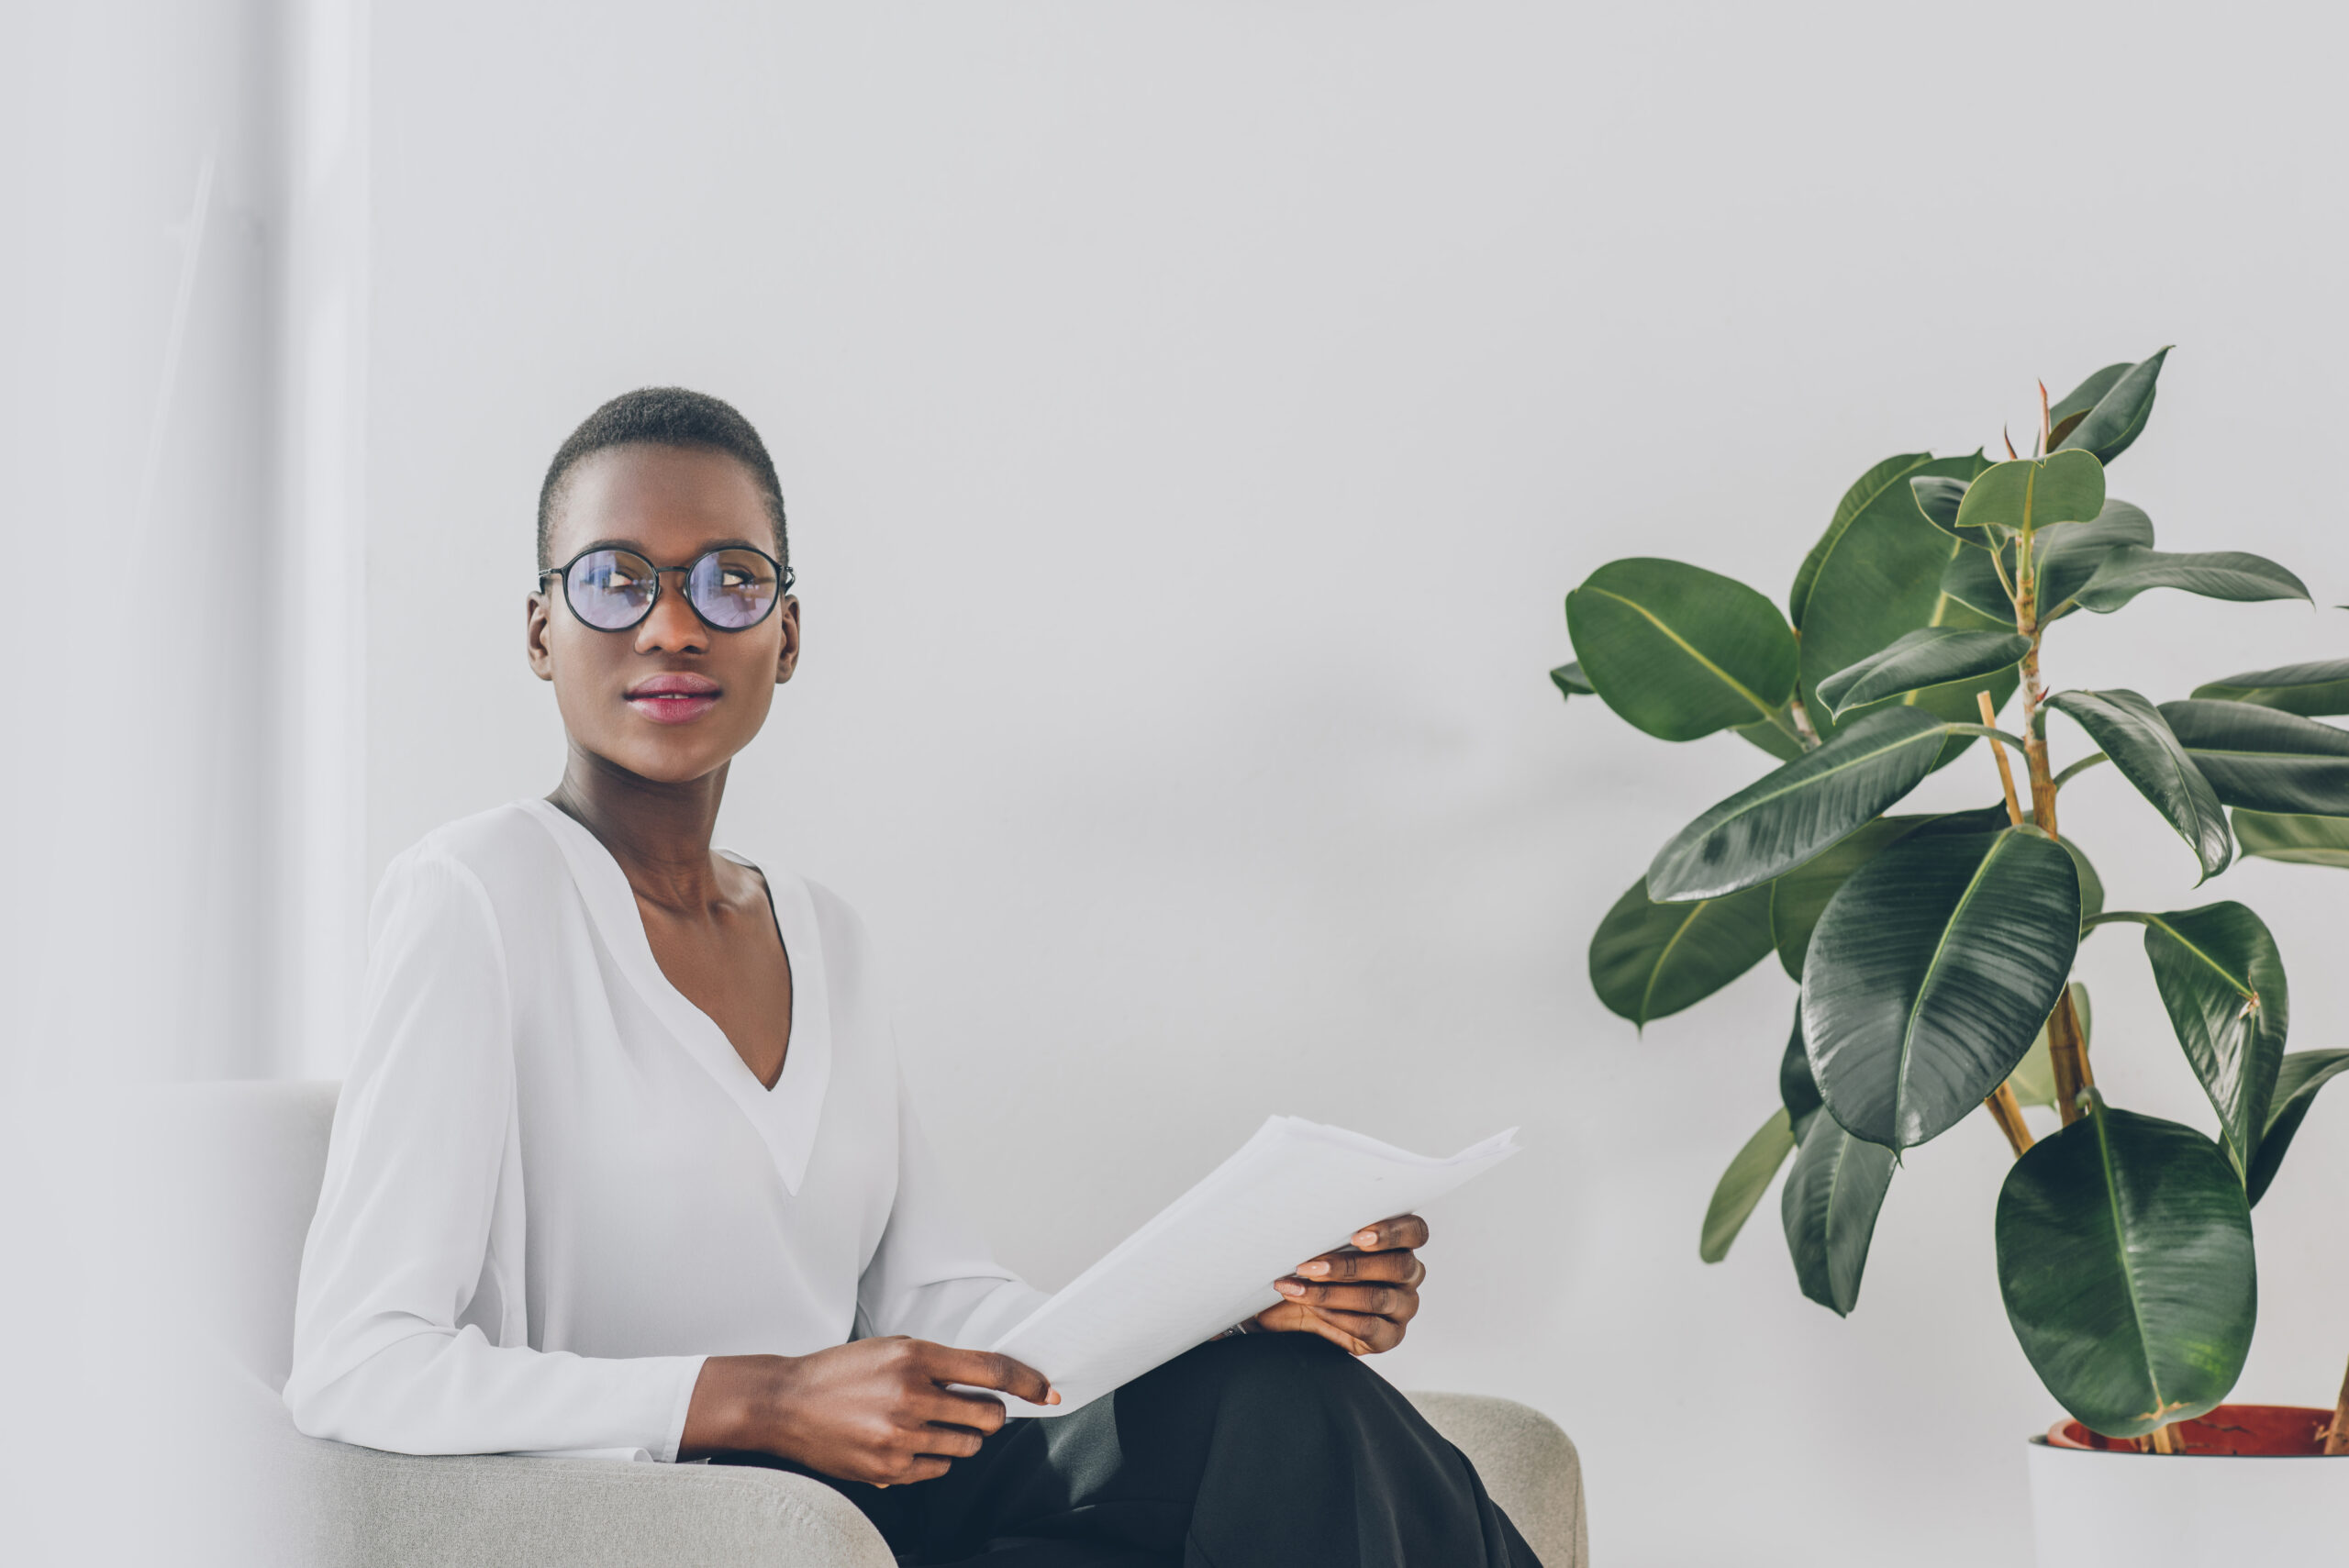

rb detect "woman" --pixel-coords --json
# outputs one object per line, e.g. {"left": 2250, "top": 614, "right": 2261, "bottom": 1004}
{"left": 286, "top": 388, "right": 1540, "bottom": 1566}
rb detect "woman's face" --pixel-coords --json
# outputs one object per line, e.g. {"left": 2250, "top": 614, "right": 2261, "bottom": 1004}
{"left": 526, "top": 442, "right": 799, "bottom": 784}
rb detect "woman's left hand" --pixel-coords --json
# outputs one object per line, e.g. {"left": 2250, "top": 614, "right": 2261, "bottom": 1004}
{"left": 1253, "top": 1214, "right": 1428, "bottom": 1355}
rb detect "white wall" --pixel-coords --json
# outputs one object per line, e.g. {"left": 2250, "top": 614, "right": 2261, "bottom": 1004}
{"left": 364, "top": 5, "right": 2349, "bottom": 1563}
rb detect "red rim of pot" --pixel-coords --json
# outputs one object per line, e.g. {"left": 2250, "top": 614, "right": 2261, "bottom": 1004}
{"left": 2044, "top": 1405, "right": 2341, "bottom": 1456}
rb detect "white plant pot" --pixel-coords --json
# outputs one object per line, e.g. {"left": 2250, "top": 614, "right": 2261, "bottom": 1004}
{"left": 2025, "top": 1432, "right": 2343, "bottom": 1564}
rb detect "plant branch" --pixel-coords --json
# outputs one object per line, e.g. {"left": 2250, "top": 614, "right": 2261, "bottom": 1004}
{"left": 2012, "top": 561, "right": 2094, "bottom": 1122}
{"left": 2052, "top": 752, "right": 2109, "bottom": 789}
{"left": 1978, "top": 691, "right": 2024, "bottom": 826}
{"left": 1787, "top": 695, "right": 1822, "bottom": 751}
{"left": 1984, "top": 1082, "right": 2034, "bottom": 1158}
{"left": 1945, "top": 722, "right": 2034, "bottom": 751}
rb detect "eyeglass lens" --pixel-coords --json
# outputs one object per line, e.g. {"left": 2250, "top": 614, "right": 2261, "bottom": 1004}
{"left": 562, "top": 548, "right": 781, "bottom": 631}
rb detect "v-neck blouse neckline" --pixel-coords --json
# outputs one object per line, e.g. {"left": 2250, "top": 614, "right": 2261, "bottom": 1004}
{"left": 520, "top": 797, "right": 833, "bottom": 1196}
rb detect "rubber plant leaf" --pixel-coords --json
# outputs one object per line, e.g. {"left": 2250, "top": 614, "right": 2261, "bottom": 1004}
{"left": 1565, "top": 558, "right": 1798, "bottom": 743}
{"left": 1793, "top": 449, "right": 2009, "bottom": 762}
{"left": 1779, "top": 1106, "right": 1897, "bottom": 1316}
{"left": 1939, "top": 502, "right": 2155, "bottom": 620}
{"left": 2053, "top": 347, "right": 2170, "bottom": 465}
{"left": 1816, "top": 628, "right": 2030, "bottom": 719}
{"left": 2045, "top": 690, "right": 2232, "bottom": 880}
{"left": 2247, "top": 1050, "right": 2349, "bottom": 1206}
{"left": 2113, "top": 904, "right": 2289, "bottom": 1180}
{"left": 1789, "top": 451, "right": 1935, "bottom": 630}
{"left": 1549, "top": 662, "right": 1594, "bottom": 700}
{"left": 1945, "top": 450, "right": 2106, "bottom": 547}
{"left": 2159, "top": 701, "right": 2349, "bottom": 817}
{"left": 2006, "top": 982, "right": 2091, "bottom": 1111}
{"left": 2232, "top": 810, "right": 2349, "bottom": 867}
{"left": 1587, "top": 874, "right": 1776, "bottom": 1028}
{"left": 1699, "top": 1106, "right": 1797, "bottom": 1264}
{"left": 1996, "top": 1095, "right": 2254, "bottom": 1439}
{"left": 1780, "top": 1001, "right": 1822, "bottom": 1137}
{"left": 1646, "top": 706, "right": 1950, "bottom": 902}
{"left": 1802, "top": 821, "right": 2080, "bottom": 1150}
{"left": 1767, "top": 807, "right": 2008, "bottom": 980}
{"left": 2191, "top": 658, "right": 2349, "bottom": 718}
{"left": 2072, "top": 547, "right": 2310, "bottom": 614}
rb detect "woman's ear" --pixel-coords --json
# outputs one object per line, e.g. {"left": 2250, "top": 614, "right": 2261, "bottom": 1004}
{"left": 774, "top": 598, "right": 801, "bottom": 685}
{"left": 526, "top": 591, "right": 557, "bottom": 682}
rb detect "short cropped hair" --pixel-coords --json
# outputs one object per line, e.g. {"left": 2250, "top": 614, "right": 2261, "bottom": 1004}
{"left": 537, "top": 387, "right": 788, "bottom": 573}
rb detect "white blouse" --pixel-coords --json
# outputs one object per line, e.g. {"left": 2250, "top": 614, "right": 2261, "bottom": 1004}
{"left": 284, "top": 799, "right": 1048, "bottom": 1462}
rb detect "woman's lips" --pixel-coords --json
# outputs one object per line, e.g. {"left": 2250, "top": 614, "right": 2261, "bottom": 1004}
{"left": 625, "top": 674, "right": 720, "bottom": 725}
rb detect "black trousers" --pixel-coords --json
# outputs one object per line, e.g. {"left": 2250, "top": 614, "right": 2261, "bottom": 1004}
{"left": 725, "top": 1333, "right": 1542, "bottom": 1568}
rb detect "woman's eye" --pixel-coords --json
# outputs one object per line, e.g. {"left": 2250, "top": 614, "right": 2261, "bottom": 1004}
{"left": 720, "top": 569, "right": 753, "bottom": 589}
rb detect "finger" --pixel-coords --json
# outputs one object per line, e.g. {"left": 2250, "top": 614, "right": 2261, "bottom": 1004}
{"left": 907, "top": 1387, "right": 1009, "bottom": 1435}
{"left": 1274, "top": 1279, "right": 1418, "bottom": 1318}
{"left": 921, "top": 1346, "right": 1059, "bottom": 1407}
{"left": 1307, "top": 1306, "right": 1404, "bottom": 1354}
{"left": 906, "top": 1423, "right": 985, "bottom": 1460}
{"left": 1252, "top": 1300, "right": 1375, "bottom": 1356}
{"left": 892, "top": 1456, "right": 953, "bottom": 1485}
{"left": 1349, "top": 1214, "right": 1429, "bottom": 1252}
{"left": 1293, "top": 1248, "right": 1423, "bottom": 1284}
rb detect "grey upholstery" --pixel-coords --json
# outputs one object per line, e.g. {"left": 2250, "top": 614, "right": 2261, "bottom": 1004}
{"left": 201, "top": 1080, "right": 1587, "bottom": 1566}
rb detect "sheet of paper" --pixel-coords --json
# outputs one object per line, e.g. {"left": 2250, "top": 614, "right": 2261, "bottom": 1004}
{"left": 983, "top": 1116, "right": 1520, "bottom": 1417}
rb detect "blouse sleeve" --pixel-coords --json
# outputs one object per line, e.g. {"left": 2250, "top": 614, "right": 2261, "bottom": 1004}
{"left": 282, "top": 849, "right": 706, "bottom": 1460}
{"left": 855, "top": 1064, "right": 1052, "bottom": 1351}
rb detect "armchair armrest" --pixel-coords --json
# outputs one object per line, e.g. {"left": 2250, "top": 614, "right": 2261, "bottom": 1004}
{"left": 301, "top": 1440, "right": 895, "bottom": 1568}
{"left": 1408, "top": 1391, "right": 1588, "bottom": 1568}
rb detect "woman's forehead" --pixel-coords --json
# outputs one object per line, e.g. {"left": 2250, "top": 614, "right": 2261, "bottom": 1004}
{"left": 549, "top": 442, "right": 769, "bottom": 558}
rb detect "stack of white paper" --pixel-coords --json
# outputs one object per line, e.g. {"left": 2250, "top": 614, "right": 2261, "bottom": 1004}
{"left": 984, "top": 1116, "right": 1520, "bottom": 1417}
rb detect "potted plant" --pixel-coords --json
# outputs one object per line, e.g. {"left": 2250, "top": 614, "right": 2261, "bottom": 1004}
{"left": 1551, "top": 349, "right": 2349, "bottom": 1560}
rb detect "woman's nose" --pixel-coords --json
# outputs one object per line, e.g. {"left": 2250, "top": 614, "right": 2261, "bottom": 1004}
{"left": 633, "top": 573, "right": 708, "bottom": 652}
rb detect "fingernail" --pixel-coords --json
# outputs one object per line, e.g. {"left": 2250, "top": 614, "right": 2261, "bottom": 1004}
{"left": 1299, "top": 1260, "right": 1330, "bottom": 1277}
{"left": 1046, "top": 1391, "right": 1062, "bottom": 1407}
{"left": 1276, "top": 1278, "right": 1307, "bottom": 1296}
{"left": 1354, "top": 1229, "right": 1377, "bottom": 1247}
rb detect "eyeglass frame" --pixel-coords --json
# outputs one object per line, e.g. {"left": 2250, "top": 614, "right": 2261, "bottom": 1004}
{"left": 536, "top": 542, "right": 796, "bottom": 634}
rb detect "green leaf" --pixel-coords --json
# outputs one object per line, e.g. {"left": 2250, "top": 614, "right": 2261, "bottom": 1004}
{"left": 2247, "top": 1050, "right": 2349, "bottom": 1206}
{"left": 2045, "top": 690, "right": 2232, "bottom": 881}
{"left": 1647, "top": 707, "right": 1951, "bottom": 902}
{"left": 1566, "top": 560, "right": 1798, "bottom": 742}
{"left": 1549, "top": 662, "right": 1594, "bottom": 700}
{"left": 1790, "top": 452, "right": 1934, "bottom": 630}
{"left": 1780, "top": 1107, "right": 1898, "bottom": 1316}
{"left": 2160, "top": 700, "right": 2349, "bottom": 817}
{"left": 2053, "top": 347, "right": 2170, "bottom": 465}
{"left": 2072, "top": 547, "right": 2311, "bottom": 614}
{"left": 1815, "top": 628, "right": 2030, "bottom": 719}
{"left": 1781, "top": 1004, "right": 1822, "bottom": 1135}
{"left": 2191, "top": 659, "right": 2349, "bottom": 717}
{"left": 2233, "top": 809, "right": 2349, "bottom": 867}
{"left": 1794, "top": 450, "right": 2013, "bottom": 760}
{"left": 2006, "top": 982, "right": 2091, "bottom": 1110}
{"left": 1767, "top": 808, "right": 2009, "bottom": 979}
{"left": 1733, "top": 713, "right": 1809, "bottom": 762}
{"left": 1948, "top": 451, "right": 2107, "bottom": 546}
{"left": 2048, "top": 361, "right": 2133, "bottom": 426}
{"left": 1942, "top": 501, "right": 2159, "bottom": 620}
{"left": 1700, "top": 1107, "right": 1797, "bottom": 1263}
{"left": 2122, "top": 905, "right": 2289, "bottom": 1177}
{"left": 1803, "top": 822, "right": 2082, "bottom": 1149}
{"left": 1996, "top": 1095, "right": 2254, "bottom": 1439}
{"left": 1588, "top": 875, "right": 1776, "bottom": 1028}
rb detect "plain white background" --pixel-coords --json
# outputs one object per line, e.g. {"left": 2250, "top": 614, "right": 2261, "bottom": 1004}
{"left": 7, "top": 4, "right": 2345, "bottom": 1564}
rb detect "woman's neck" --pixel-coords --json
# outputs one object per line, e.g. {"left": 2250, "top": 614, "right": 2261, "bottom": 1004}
{"left": 548, "top": 743, "right": 730, "bottom": 910}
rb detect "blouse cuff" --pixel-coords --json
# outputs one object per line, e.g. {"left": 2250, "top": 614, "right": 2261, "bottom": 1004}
{"left": 655, "top": 1354, "right": 710, "bottom": 1463}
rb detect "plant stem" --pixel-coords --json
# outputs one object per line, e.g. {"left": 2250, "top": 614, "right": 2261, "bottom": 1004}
{"left": 2146, "top": 1422, "right": 2178, "bottom": 1455}
{"left": 1787, "top": 695, "right": 1821, "bottom": 751}
{"left": 2013, "top": 558, "right": 2094, "bottom": 1123}
{"left": 2326, "top": 1352, "right": 2349, "bottom": 1456}
{"left": 1978, "top": 691, "right": 2024, "bottom": 826}
{"left": 1984, "top": 1082, "right": 2033, "bottom": 1158}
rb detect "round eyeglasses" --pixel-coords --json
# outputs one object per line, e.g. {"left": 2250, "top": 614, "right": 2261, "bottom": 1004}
{"left": 540, "top": 545, "right": 793, "bottom": 633}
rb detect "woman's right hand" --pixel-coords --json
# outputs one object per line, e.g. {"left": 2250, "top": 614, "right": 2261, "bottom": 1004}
{"left": 678, "top": 1337, "right": 1057, "bottom": 1484}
